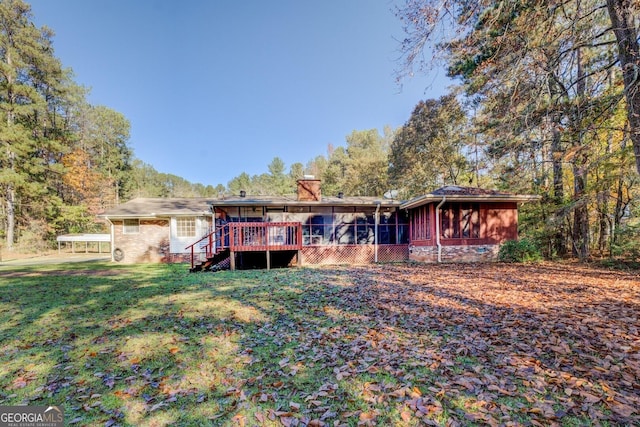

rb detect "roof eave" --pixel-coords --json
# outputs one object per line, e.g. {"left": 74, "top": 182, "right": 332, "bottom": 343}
{"left": 100, "top": 214, "right": 159, "bottom": 219}
{"left": 400, "top": 194, "right": 541, "bottom": 210}
{"left": 208, "top": 200, "right": 402, "bottom": 207}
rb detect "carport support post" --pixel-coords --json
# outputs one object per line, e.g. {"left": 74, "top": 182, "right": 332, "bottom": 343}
{"left": 230, "top": 250, "right": 236, "bottom": 270}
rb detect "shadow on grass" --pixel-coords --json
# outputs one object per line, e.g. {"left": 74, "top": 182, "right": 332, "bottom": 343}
{"left": 0, "top": 262, "right": 639, "bottom": 426}
{"left": 1, "top": 263, "right": 360, "bottom": 425}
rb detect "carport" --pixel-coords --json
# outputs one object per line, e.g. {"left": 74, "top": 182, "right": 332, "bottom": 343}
{"left": 56, "top": 234, "right": 112, "bottom": 254}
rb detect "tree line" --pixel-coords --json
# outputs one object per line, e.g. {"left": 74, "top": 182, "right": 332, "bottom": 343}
{"left": 0, "top": 0, "right": 227, "bottom": 252}
{"left": 393, "top": 0, "right": 640, "bottom": 261}
{"left": 1, "top": 0, "right": 638, "bottom": 262}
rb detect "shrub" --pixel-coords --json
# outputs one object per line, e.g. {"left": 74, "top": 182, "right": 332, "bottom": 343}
{"left": 611, "top": 222, "right": 640, "bottom": 264}
{"left": 16, "top": 219, "right": 53, "bottom": 253}
{"left": 499, "top": 238, "right": 543, "bottom": 263}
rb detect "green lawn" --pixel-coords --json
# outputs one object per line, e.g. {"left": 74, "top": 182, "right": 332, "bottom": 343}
{"left": 0, "top": 261, "right": 638, "bottom": 426}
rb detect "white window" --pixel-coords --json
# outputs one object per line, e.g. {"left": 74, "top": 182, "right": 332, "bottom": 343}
{"left": 176, "top": 217, "right": 196, "bottom": 237}
{"left": 123, "top": 219, "right": 140, "bottom": 234}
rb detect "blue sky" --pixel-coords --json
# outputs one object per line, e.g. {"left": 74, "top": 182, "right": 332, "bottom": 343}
{"left": 28, "top": 0, "right": 451, "bottom": 187}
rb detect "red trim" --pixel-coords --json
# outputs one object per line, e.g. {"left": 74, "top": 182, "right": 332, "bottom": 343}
{"left": 228, "top": 222, "right": 302, "bottom": 251}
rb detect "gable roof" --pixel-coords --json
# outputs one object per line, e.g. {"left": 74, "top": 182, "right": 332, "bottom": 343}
{"left": 100, "top": 195, "right": 401, "bottom": 219}
{"left": 101, "top": 186, "right": 539, "bottom": 218}
{"left": 101, "top": 198, "right": 212, "bottom": 218}
{"left": 209, "top": 194, "right": 400, "bottom": 207}
{"left": 400, "top": 186, "right": 541, "bottom": 210}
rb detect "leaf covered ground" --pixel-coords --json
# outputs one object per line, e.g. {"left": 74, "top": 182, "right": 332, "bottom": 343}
{"left": 0, "top": 261, "right": 638, "bottom": 426}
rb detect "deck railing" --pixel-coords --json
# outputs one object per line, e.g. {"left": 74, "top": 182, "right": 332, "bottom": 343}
{"left": 186, "top": 222, "right": 302, "bottom": 269}
{"left": 228, "top": 222, "right": 302, "bottom": 252}
{"left": 185, "top": 226, "right": 221, "bottom": 269}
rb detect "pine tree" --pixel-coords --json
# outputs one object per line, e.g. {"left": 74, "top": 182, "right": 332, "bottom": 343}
{"left": 0, "top": 0, "right": 65, "bottom": 249}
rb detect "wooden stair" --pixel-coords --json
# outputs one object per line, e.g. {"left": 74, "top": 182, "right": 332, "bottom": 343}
{"left": 190, "top": 248, "right": 230, "bottom": 272}
{"left": 186, "top": 224, "right": 230, "bottom": 272}
{"left": 187, "top": 221, "right": 302, "bottom": 272}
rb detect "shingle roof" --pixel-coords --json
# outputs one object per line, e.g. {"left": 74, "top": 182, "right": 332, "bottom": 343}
{"left": 101, "top": 186, "right": 539, "bottom": 218}
{"left": 101, "top": 198, "right": 212, "bottom": 218}
{"left": 400, "top": 186, "right": 541, "bottom": 210}
{"left": 211, "top": 195, "right": 400, "bottom": 207}
{"left": 101, "top": 195, "right": 401, "bottom": 218}
{"left": 431, "top": 186, "right": 510, "bottom": 196}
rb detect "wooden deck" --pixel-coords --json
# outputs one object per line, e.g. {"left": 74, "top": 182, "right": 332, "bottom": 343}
{"left": 187, "top": 222, "right": 302, "bottom": 270}
{"left": 227, "top": 222, "right": 302, "bottom": 252}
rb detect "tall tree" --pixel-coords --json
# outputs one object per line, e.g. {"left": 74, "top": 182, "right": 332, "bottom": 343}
{"left": 389, "top": 95, "right": 470, "bottom": 197}
{"left": 342, "top": 129, "right": 391, "bottom": 196}
{"left": 605, "top": 0, "right": 640, "bottom": 174}
{"left": 82, "top": 105, "right": 132, "bottom": 204}
{"left": 227, "top": 172, "right": 252, "bottom": 196}
{"left": 288, "top": 162, "right": 304, "bottom": 182}
{"left": 266, "top": 156, "right": 292, "bottom": 195}
{"left": 396, "top": 0, "right": 640, "bottom": 175}
{"left": 305, "top": 154, "right": 328, "bottom": 179}
{"left": 316, "top": 130, "right": 392, "bottom": 197}
{"left": 0, "top": 0, "right": 65, "bottom": 249}
{"left": 396, "top": 0, "right": 635, "bottom": 260}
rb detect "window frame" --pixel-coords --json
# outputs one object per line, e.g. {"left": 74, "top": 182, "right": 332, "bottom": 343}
{"left": 411, "top": 204, "right": 431, "bottom": 241}
{"left": 123, "top": 218, "right": 140, "bottom": 234}
{"left": 441, "top": 203, "right": 480, "bottom": 239}
{"left": 175, "top": 217, "right": 197, "bottom": 238}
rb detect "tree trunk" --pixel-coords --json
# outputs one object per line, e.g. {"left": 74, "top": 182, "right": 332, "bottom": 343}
{"left": 551, "top": 117, "right": 567, "bottom": 256}
{"left": 548, "top": 70, "right": 568, "bottom": 256}
{"left": 572, "top": 40, "right": 590, "bottom": 260}
{"left": 572, "top": 162, "right": 590, "bottom": 260}
{"left": 597, "top": 189, "right": 610, "bottom": 254}
{"left": 5, "top": 186, "right": 15, "bottom": 250}
{"left": 612, "top": 137, "right": 629, "bottom": 246}
{"left": 4, "top": 46, "right": 16, "bottom": 250}
{"left": 606, "top": 0, "right": 640, "bottom": 174}
{"left": 597, "top": 128, "right": 614, "bottom": 254}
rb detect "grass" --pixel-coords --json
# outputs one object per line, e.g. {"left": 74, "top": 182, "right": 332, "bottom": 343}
{"left": 0, "top": 261, "right": 638, "bottom": 426}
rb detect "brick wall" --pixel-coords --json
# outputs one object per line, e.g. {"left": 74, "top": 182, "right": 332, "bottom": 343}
{"left": 112, "top": 219, "right": 170, "bottom": 263}
{"left": 409, "top": 244, "right": 500, "bottom": 263}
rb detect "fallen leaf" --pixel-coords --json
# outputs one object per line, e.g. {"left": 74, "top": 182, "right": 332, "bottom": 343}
{"left": 231, "top": 414, "right": 246, "bottom": 426}
{"left": 610, "top": 402, "right": 636, "bottom": 417}
{"left": 280, "top": 416, "right": 295, "bottom": 426}
{"left": 11, "top": 377, "right": 28, "bottom": 389}
{"left": 290, "top": 401, "right": 301, "bottom": 411}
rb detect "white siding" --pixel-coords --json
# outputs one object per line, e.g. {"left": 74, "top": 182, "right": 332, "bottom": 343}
{"left": 170, "top": 216, "right": 210, "bottom": 253}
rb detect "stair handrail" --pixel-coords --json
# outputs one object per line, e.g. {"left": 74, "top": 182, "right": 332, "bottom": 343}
{"left": 186, "top": 224, "right": 230, "bottom": 270}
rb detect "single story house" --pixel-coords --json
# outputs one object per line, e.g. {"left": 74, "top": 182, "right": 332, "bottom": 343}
{"left": 100, "top": 179, "right": 539, "bottom": 269}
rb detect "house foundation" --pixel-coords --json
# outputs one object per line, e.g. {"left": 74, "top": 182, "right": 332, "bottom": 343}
{"left": 409, "top": 244, "right": 500, "bottom": 263}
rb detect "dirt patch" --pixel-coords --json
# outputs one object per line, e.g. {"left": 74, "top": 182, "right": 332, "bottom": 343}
{"left": 0, "top": 269, "right": 124, "bottom": 278}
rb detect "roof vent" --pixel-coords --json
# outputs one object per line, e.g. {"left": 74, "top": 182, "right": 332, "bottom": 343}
{"left": 240, "top": 190, "right": 246, "bottom": 198}
{"left": 337, "top": 192, "right": 344, "bottom": 199}
{"left": 383, "top": 190, "right": 399, "bottom": 199}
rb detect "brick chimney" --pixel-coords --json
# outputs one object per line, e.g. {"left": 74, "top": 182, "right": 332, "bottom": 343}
{"left": 296, "top": 176, "right": 321, "bottom": 201}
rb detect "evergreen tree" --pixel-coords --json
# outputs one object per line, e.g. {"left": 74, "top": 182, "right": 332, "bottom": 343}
{"left": 0, "top": 0, "right": 66, "bottom": 249}
{"left": 389, "top": 95, "right": 470, "bottom": 197}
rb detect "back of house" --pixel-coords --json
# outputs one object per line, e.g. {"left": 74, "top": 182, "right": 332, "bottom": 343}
{"left": 100, "top": 180, "right": 538, "bottom": 269}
